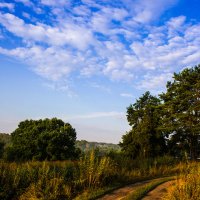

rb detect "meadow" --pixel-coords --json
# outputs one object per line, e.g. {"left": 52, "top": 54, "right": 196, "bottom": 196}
{"left": 0, "top": 151, "right": 191, "bottom": 200}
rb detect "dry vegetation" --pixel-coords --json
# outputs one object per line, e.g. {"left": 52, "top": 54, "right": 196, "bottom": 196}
{"left": 164, "top": 162, "right": 200, "bottom": 200}
{"left": 0, "top": 152, "right": 190, "bottom": 200}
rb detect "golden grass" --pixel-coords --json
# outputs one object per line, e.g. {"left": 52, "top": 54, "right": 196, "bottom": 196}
{"left": 0, "top": 154, "right": 189, "bottom": 200}
{"left": 163, "top": 162, "right": 200, "bottom": 200}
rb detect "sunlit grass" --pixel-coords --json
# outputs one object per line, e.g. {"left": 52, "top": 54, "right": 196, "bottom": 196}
{"left": 163, "top": 162, "right": 200, "bottom": 200}
{"left": 0, "top": 153, "right": 189, "bottom": 200}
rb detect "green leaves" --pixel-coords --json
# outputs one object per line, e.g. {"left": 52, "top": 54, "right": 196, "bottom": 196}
{"left": 8, "top": 118, "right": 80, "bottom": 161}
{"left": 121, "top": 64, "right": 200, "bottom": 160}
{"left": 120, "top": 92, "right": 166, "bottom": 159}
{"left": 161, "top": 65, "right": 200, "bottom": 159}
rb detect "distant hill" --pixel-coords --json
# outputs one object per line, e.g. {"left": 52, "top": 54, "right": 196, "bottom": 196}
{"left": 0, "top": 133, "right": 120, "bottom": 153}
{"left": 76, "top": 140, "right": 121, "bottom": 153}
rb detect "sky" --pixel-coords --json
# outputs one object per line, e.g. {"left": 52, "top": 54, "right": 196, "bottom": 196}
{"left": 0, "top": 0, "right": 200, "bottom": 143}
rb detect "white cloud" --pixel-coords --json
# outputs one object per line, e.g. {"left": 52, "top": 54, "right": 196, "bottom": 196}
{"left": 0, "top": 12, "right": 95, "bottom": 50}
{"left": 15, "top": 0, "right": 34, "bottom": 7}
{"left": 67, "top": 111, "right": 125, "bottom": 120}
{"left": 90, "top": 83, "right": 111, "bottom": 93}
{"left": 0, "top": 46, "right": 77, "bottom": 81}
{"left": 120, "top": 93, "right": 134, "bottom": 98}
{"left": 0, "top": 13, "right": 46, "bottom": 41}
{"left": 132, "top": 0, "right": 178, "bottom": 23}
{"left": 0, "top": 3, "right": 15, "bottom": 11}
{"left": 137, "top": 72, "right": 173, "bottom": 92}
{"left": 0, "top": 2, "right": 200, "bottom": 93}
{"left": 109, "top": 69, "right": 134, "bottom": 81}
{"left": 43, "top": 81, "right": 78, "bottom": 97}
{"left": 73, "top": 5, "right": 91, "bottom": 17}
{"left": 40, "top": 0, "right": 70, "bottom": 7}
{"left": 0, "top": 30, "right": 3, "bottom": 39}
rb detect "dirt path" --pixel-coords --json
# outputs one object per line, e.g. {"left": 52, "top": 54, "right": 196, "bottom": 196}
{"left": 142, "top": 180, "right": 175, "bottom": 200}
{"left": 97, "top": 178, "right": 168, "bottom": 200}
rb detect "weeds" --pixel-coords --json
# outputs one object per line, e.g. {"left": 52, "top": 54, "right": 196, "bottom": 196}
{"left": 163, "top": 162, "right": 200, "bottom": 200}
{"left": 0, "top": 153, "right": 188, "bottom": 200}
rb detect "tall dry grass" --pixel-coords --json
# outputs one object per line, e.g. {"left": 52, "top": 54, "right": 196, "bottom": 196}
{"left": 0, "top": 152, "right": 118, "bottom": 200}
{"left": 0, "top": 161, "right": 76, "bottom": 199}
{"left": 163, "top": 162, "right": 200, "bottom": 200}
{"left": 0, "top": 152, "right": 187, "bottom": 200}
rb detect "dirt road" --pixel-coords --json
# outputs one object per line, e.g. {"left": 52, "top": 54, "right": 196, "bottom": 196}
{"left": 97, "top": 178, "right": 170, "bottom": 200}
{"left": 142, "top": 180, "right": 175, "bottom": 200}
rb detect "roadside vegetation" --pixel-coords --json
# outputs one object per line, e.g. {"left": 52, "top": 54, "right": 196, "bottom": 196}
{"left": 163, "top": 162, "right": 200, "bottom": 200}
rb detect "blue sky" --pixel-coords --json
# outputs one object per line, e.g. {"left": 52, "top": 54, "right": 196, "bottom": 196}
{"left": 0, "top": 0, "right": 200, "bottom": 143}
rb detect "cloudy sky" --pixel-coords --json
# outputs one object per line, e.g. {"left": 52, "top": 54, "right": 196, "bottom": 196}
{"left": 0, "top": 0, "right": 200, "bottom": 143}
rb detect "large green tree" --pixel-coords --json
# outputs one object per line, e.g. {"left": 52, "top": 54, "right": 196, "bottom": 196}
{"left": 120, "top": 92, "right": 166, "bottom": 159}
{"left": 160, "top": 65, "right": 200, "bottom": 160}
{"left": 7, "top": 118, "right": 80, "bottom": 161}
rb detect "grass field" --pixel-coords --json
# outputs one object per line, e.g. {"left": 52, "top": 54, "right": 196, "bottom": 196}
{"left": 0, "top": 153, "right": 193, "bottom": 200}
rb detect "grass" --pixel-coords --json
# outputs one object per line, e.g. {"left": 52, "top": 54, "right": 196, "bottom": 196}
{"left": 163, "top": 162, "right": 200, "bottom": 200}
{"left": 0, "top": 153, "right": 189, "bottom": 200}
{"left": 0, "top": 153, "right": 118, "bottom": 200}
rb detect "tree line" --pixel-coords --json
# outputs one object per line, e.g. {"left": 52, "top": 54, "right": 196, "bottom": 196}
{"left": 0, "top": 65, "right": 199, "bottom": 161}
{"left": 120, "top": 65, "right": 200, "bottom": 160}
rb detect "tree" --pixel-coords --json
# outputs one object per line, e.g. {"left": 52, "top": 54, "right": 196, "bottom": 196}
{"left": 8, "top": 118, "right": 80, "bottom": 161}
{"left": 160, "top": 65, "right": 200, "bottom": 160}
{"left": 120, "top": 92, "right": 166, "bottom": 159}
{"left": 0, "top": 133, "right": 11, "bottom": 159}
{"left": 0, "top": 140, "right": 5, "bottom": 158}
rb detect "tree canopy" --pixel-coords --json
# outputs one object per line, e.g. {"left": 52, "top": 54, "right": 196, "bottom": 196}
{"left": 7, "top": 118, "right": 80, "bottom": 161}
{"left": 120, "top": 65, "right": 200, "bottom": 160}
{"left": 120, "top": 91, "right": 166, "bottom": 159}
{"left": 160, "top": 65, "right": 200, "bottom": 159}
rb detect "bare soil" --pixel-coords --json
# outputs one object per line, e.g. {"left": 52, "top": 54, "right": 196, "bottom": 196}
{"left": 142, "top": 180, "right": 175, "bottom": 200}
{"left": 97, "top": 178, "right": 169, "bottom": 200}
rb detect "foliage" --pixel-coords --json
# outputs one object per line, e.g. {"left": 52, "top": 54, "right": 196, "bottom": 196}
{"left": 0, "top": 140, "right": 5, "bottom": 158}
{"left": 120, "top": 91, "right": 166, "bottom": 159}
{"left": 6, "top": 118, "right": 80, "bottom": 161}
{"left": 160, "top": 65, "right": 200, "bottom": 159}
{"left": 0, "top": 133, "right": 11, "bottom": 159}
{"left": 120, "top": 65, "right": 200, "bottom": 160}
{"left": 0, "top": 133, "right": 11, "bottom": 146}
